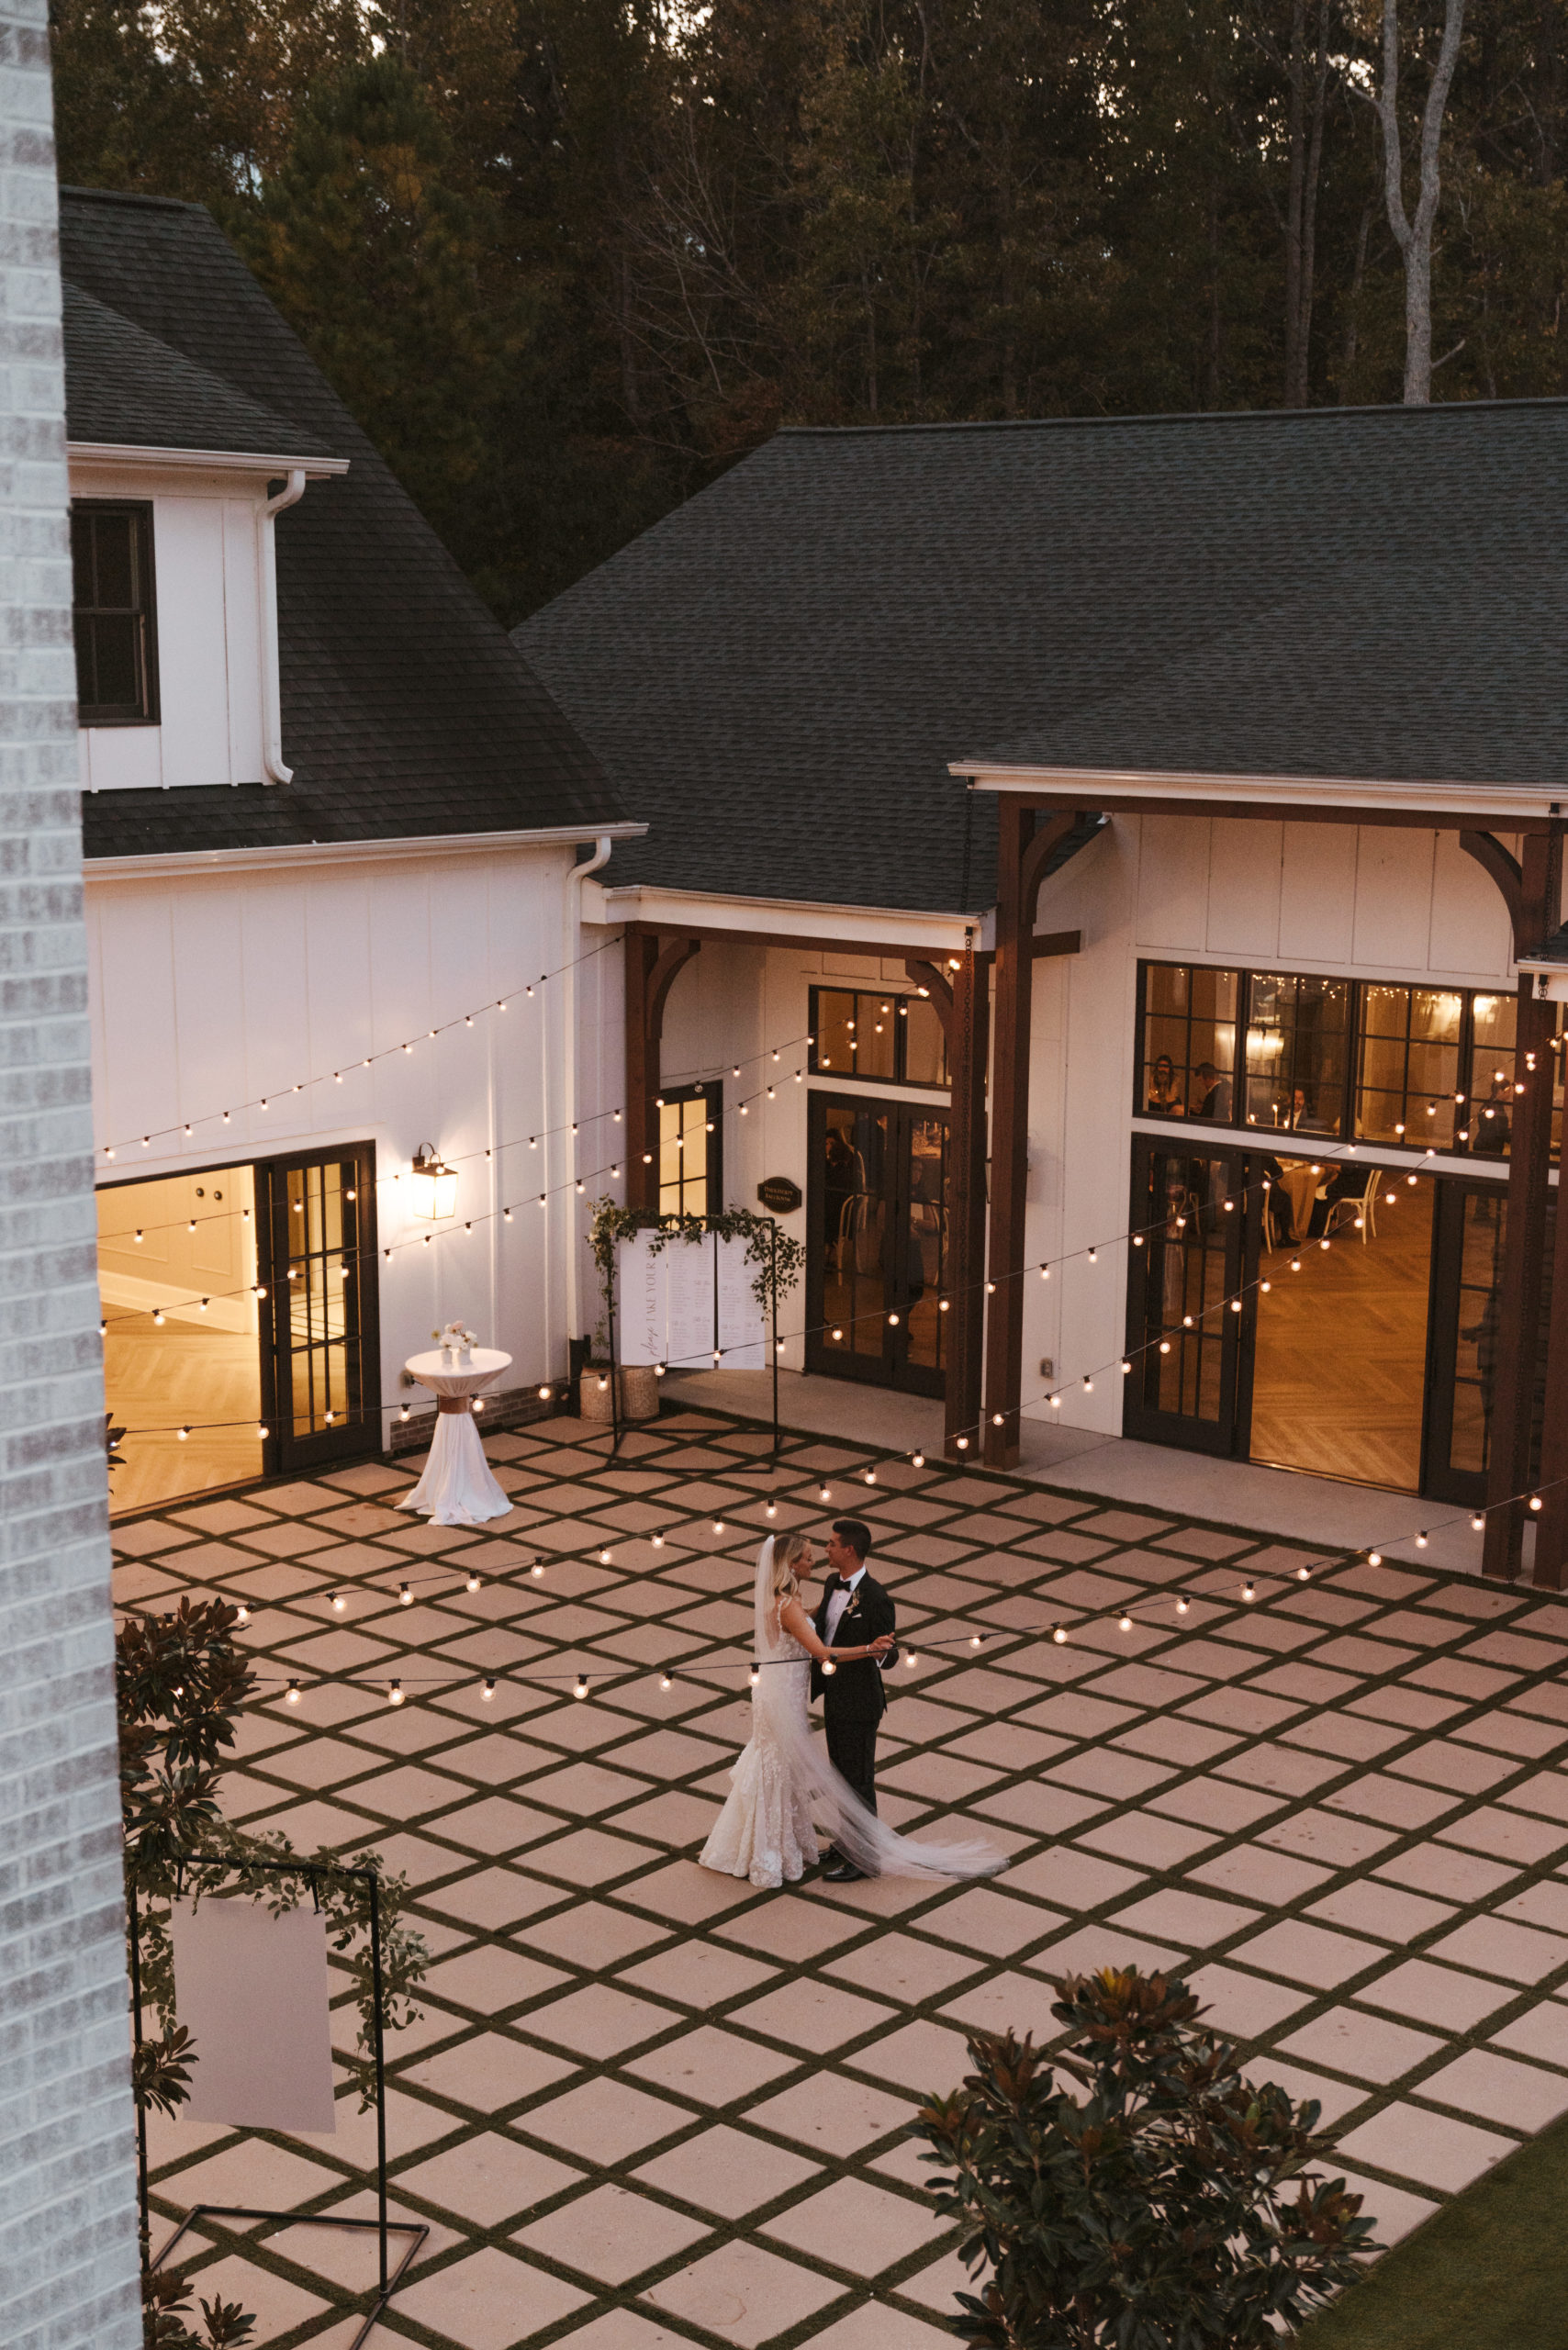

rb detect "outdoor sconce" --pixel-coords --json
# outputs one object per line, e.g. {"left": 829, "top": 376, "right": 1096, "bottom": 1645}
{"left": 409, "top": 1144, "right": 457, "bottom": 1219}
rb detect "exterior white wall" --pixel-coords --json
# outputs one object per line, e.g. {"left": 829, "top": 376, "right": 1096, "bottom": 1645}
{"left": 71, "top": 461, "right": 268, "bottom": 791}
{"left": 86, "top": 844, "right": 586, "bottom": 1427}
{"left": 1021, "top": 814, "right": 1524, "bottom": 1442}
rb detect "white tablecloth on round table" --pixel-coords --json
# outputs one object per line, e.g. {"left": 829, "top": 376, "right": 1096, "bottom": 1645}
{"left": 398, "top": 1348, "right": 513, "bottom": 1525}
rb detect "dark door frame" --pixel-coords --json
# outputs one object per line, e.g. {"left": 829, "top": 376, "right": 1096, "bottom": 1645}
{"left": 805, "top": 1089, "right": 949, "bottom": 1398}
{"left": 255, "top": 1141, "right": 381, "bottom": 1475}
{"left": 1122, "top": 1133, "right": 1256, "bottom": 1457}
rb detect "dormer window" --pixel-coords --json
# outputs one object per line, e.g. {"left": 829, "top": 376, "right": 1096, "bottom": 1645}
{"left": 71, "top": 501, "right": 159, "bottom": 725}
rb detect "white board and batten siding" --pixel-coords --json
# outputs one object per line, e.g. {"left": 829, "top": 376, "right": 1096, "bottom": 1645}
{"left": 71, "top": 461, "right": 267, "bottom": 792}
{"left": 86, "top": 845, "right": 585, "bottom": 1429}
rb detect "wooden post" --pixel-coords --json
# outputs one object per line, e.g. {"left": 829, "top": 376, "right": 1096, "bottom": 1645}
{"left": 624, "top": 931, "right": 660, "bottom": 1213}
{"left": 623, "top": 929, "right": 702, "bottom": 1216}
{"left": 907, "top": 949, "right": 991, "bottom": 1460}
{"left": 1483, "top": 826, "right": 1562, "bottom": 1581}
{"left": 982, "top": 803, "right": 1078, "bottom": 1468}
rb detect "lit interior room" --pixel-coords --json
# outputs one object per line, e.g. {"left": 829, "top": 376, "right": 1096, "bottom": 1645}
{"left": 97, "top": 1166, "right": 263, "bottom": 1515}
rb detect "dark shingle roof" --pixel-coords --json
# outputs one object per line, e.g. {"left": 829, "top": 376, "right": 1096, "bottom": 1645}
{"left": 64, "top": 278, "right": 329, "bottom": 459}
{"left": 515, "top": 405, "right": 1568, "bottom": 915}
{"left": 62, "top": 188, "right": 623, "bottom": 856}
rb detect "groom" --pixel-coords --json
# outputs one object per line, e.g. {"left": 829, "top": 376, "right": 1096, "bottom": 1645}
{"left": 811, "top": 1518, "right": 899, "bottom": 1883}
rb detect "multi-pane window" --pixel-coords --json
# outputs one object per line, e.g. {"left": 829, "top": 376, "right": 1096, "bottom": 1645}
{"left": 1137, "top": 962, "right": 1556, "bottom": 1161}
{"left": 810, "top": 989, "right": 949, "bottom": 1088}
{"left": 71, "top": 502, "right": 159, "bottom": 723}
{"left": 1139, "top": 963, "right": 1239, "bottom": 1124}
{"left": 658, "top": 1081, "right": 722, "bottom": 1216}
{"left": 1244, "top": 973, "right": 1351, "bottom": 1136}
{"left": 1355, "top": 984, "right": 1463, "bottom": 1149}
{"left": 1465, "top": 992, "right": 1518, "bottom": 1162}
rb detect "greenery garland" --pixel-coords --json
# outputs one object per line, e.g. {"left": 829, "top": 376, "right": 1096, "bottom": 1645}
{"left": 588, "top": 1199, "right": 806, "bottom": 1355}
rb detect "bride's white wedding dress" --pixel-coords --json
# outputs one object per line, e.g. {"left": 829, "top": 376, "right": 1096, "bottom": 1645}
{"left": 699, "top": 1539, "right": 1003, "bottom": 1891}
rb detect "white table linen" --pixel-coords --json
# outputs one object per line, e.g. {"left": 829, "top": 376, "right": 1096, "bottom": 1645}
{"left": 398, "top": 1348, "right": 513, "bottom": 1525}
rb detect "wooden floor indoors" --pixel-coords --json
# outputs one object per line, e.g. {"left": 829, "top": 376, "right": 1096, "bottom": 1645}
{"left": 106, "top": 1311, "right": 263, "bottom": 1516}
{"left": 1249, "top": 1178, "right": 1434, "bottom": 1494}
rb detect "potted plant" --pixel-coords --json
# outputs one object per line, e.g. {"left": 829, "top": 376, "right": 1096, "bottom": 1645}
{"left": 913, "top": 1965, "right": 1377, "bottom": 2348}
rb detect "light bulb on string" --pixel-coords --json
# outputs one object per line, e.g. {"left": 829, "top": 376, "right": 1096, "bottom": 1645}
{"left": 286, "top": 1679, "right": 300, "bottom": 1703}
{"left": 574, "top": 1675, "right": 588, "bottom": 1700}
{"left": 331, "top": 1592, "right": 347, "bottom": 1613}
{"left": 1051, "top": 1624, "right": 1068, "bottom": 1644}
{"left": 398, "top": 1583, "right": 413, "bottom": 1606}
{"left": 912, "top": 1450, "right": 925, "bottom": 1468}
{"left": 482, "top": 1677, "right": 497, "bottom": 1701}
{"left": 388, "top": 1680, "right": 404, "bottom": 1706}
{"left": 1368, "top": 1550, "right": 1383, "bottom": 1567}
{"left": 466, "top": 1572, "right": 481, "bottom": 1592}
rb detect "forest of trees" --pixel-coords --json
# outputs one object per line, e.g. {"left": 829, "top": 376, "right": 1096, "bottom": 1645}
{"left": 50, "top": 0, "right": 1568, "bottom": 624}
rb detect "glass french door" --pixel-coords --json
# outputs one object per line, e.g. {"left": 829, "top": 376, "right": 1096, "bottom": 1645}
{"left": 1123, "top": 1136, "right": 1256, "bottom": 1455}
{"left": 1424, "top": 1177, "right": 1551, "bottom": 1505}
{"left": 257, "top": 1145, "right": 380, "bottom": 1471}
{"left": 807, "top": 1093, "right": 949, "bottom": 1395}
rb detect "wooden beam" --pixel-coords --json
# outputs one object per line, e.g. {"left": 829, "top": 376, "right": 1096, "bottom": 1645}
{"left": 1032, "top": 928, "right": 1081, "bottom": 959}
{"left": 624, "top": 932, "right": 660, "bottom": 1214}
{"left": 982, "top": 806, "right": 1079, "bottom": 1467}
{"left": 623, "top": 934, "right": 701, "bottom": 1214}
{"left": 1460, "top": 833, "right": 1524, "bottom": 939}
{"left": 1483, "top": 824, "right": 1562, "bottom": 1580}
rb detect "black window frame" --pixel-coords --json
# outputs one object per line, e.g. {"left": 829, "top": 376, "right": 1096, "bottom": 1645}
{"left": 808, "top": 986, "right": 950, "bottom": 1090}
{"left": 71, "top": 498, "right": 161, "bottom": 726}
{"left": 656, "top": 1080, "right": 723, "bottom": 1217}
{"left": 1135, "top": 960, "right": 1557, "bottom": 1164}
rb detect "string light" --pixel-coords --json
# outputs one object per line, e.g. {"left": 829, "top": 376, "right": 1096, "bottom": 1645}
{"left": 388, "top": 1680, "right": 405, "bottom": 1706}
{"left": 482, "top": 1677, "right": 497, "bottom": 1700}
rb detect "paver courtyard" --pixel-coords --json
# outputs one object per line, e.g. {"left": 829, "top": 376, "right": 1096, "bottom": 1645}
{"left": 118, "top": 1409, "right": 1568, "bottom": 2349}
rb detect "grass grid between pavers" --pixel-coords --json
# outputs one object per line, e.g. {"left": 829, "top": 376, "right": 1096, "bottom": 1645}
{"left": 114, "top": 1406, "right": 1568, "bottom": 2350}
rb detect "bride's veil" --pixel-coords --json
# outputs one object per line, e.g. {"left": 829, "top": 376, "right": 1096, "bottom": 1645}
{"left": 746, "top": 1536, "right": 1001, "bottom": 1884}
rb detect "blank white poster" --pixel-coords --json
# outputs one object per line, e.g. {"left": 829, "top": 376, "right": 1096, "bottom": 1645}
{"left": 715, "top": 1237, "right": 766, "bottom": 1368}
{"left": 171, "top": 1897, "right": 337, "bottom": 2132}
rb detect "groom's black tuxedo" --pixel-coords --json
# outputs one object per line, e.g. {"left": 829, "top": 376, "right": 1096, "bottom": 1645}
{"left": 810, "top": 1572, "right": 898, "bottom": 1815}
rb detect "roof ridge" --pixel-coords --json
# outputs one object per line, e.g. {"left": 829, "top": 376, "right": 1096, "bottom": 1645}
{"left": 775, "top": 396, "right": 1568, "bottom": 438}
{"left": 59, "top": 184, "right": 210, "bottom": 217}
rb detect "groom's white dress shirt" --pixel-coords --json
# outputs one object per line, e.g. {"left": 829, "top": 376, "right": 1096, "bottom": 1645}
{"left": 824, "top": 1565, "right": 866, "bottom": 1646}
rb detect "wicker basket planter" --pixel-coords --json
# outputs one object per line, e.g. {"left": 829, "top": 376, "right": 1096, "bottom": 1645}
{"left": 578, "top": 1363, "right": 660, "bottom": 1423}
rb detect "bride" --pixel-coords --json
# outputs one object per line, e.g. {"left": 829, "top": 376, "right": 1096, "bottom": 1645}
{"left": 700, "top": 1531, "right": 1003, "bottom": 1891}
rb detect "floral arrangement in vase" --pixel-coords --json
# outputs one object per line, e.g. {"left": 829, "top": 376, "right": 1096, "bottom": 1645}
{"left": 432, "top": 1321, "right": 478, "bottom": 1363}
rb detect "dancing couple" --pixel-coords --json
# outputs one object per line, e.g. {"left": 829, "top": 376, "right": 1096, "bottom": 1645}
{"left": 700, "top": 1517, "right": 1002, "bottom": 1890}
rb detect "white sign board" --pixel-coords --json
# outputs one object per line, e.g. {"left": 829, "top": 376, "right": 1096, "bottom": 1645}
{"left": 617, "top": 1233, "right": 766, "bottom": 1370}
{"left": 171, "top": 1897, "right": 336, "bottom": 2132}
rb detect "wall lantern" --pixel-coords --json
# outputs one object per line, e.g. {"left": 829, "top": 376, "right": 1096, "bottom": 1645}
{"left": 409, "top": 1144, "right": 457, "bottom": 1219}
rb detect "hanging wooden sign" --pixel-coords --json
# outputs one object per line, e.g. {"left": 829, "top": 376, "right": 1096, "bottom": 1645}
{"left": 756, "top": 1176, "right": 802, "bottom": 1214}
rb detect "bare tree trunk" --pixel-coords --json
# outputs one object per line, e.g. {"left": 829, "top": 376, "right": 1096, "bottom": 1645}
{"left": 1376, "top": 0, "right": 1468, "bottom": 403}
{"left": 1339, "top": 198, "right": 1373, "bottom": 397}
{"left": 1292, "top": 0, "right": 1332, "bottom": 405}
{"left": 1282, "top": 0, "right": 1307, "bottom": 404}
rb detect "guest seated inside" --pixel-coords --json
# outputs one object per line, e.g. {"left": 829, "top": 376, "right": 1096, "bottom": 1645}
{"left": 1147, "top": 1053, "right": 1184, "bottom": 1113}
{"left": 1307, "top": 1162, "right": 1367, "bottom": 1237}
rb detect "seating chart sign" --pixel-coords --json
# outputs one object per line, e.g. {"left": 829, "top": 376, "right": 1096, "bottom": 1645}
{"left": 618, "top": 1232, "right": 765, "bottom": 1370}
{"left": 171, "top": 1897, "right": 336, "bottom": 2132}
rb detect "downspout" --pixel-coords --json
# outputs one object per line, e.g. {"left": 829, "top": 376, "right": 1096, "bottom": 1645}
{"left": 564, "top": 835, "right": 614, "bottom": 1355}
{"left": 259, "top": 469, "right": 307, "bottom": 784}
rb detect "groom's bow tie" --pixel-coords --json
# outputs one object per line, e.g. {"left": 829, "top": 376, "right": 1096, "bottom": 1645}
{"left": 826, "top": 1576, "right": 853, "bottom": 1595}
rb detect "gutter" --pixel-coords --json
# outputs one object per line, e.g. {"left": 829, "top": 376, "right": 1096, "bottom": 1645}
{"left": 84, "top": 822, "right": 647, "bottom": 884}
{"left": 260, "top": 469, "right": 308, "bottom": 784}
{"left": 564, "top": 836, "right": 615, "bottom": 1352}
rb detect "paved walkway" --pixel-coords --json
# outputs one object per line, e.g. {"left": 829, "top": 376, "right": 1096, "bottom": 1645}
{"left": 116, "top": 1408, "right": 1568, "bottom": 2349}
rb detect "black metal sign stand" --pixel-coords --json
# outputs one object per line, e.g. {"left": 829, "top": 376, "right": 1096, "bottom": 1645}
{"left": 131, "top": 1857, "right": 426, "bottom": 2350}
{"left": 606, "top": 1216, "right": 782, "bottom": 1461}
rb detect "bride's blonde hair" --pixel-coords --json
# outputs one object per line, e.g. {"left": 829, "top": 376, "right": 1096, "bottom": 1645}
{"left": 771, "top": 1532, "right": 811, "bottom": 1607}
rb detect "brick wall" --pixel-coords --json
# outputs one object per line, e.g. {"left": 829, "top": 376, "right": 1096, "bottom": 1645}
{"left": 0, "top": 6, "right": 142, "bottom": 2341}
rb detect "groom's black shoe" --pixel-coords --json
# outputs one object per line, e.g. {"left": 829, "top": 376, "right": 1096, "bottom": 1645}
{"left": 823, "top": 1860, "right": 866, "bottom": 1883}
